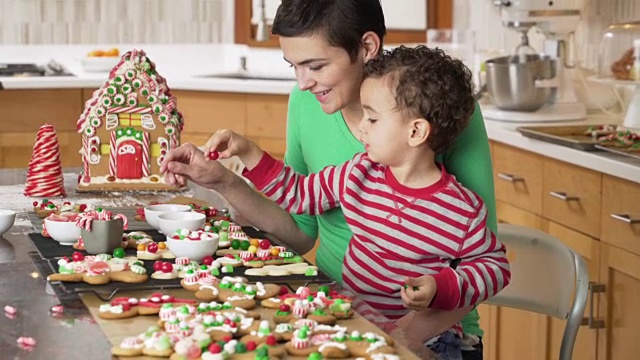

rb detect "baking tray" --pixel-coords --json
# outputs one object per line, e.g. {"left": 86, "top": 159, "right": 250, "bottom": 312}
{"left": 516, "top": 125, "right": 614, "bottom": 151}
{"left": 595, "top": 145, "right": 640, "bottom": 161}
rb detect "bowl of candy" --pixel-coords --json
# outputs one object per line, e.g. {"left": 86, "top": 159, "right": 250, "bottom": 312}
{"left": 44, "top": 213, "right": 81, "bottom": 245}
{"left": 157, "top": 212, "right": 206, "bottom": 237}
{"left": 166, "top": 230, "right": 219, "bottom": 262}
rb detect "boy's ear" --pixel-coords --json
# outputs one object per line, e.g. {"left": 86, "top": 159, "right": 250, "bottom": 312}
{"left": 361, "top": 31, "right": 381, "bottom": 62}
{"left": 408, "top": 118, "right": 430, "bottom": 146}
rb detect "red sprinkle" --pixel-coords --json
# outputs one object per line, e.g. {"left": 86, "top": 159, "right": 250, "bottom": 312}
{"left": 17, "top": 336, "right": 36, "bottom": 347}
{"left": 4, "top": 305, "right": 17, "bottom": 315}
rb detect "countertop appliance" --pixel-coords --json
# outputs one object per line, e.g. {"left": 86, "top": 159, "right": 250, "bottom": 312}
{"left": 482, "top": 0, "right": 587, "bottom": 122}
{"left": 0, "top": 61, "right": 73, "bottom": 77}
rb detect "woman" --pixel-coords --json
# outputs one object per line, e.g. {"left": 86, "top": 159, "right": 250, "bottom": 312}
{"left": 162, "top": 1, "right": 494, "bottom": 358}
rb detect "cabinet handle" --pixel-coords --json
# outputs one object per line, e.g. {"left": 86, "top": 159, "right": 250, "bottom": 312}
{"left": 610, "top": 213, "right": 640, "bottom": 224}
{"left": 497, "top": 173, "right": 523, "bottom": 182}
{"left": 582, "top": 282, "right": 605, "bottom": 329}
{"left": 549, "top": 191, "right": 579, "bottom": 201}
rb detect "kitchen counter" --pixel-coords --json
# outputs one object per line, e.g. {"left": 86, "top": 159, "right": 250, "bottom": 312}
{"left": 1, "top": 44, "right": 639, "bottom": 184}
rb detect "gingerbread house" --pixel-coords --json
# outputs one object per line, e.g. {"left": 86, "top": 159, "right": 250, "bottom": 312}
{"left": 76, "top": 49, "right": 183, "bottom": 191}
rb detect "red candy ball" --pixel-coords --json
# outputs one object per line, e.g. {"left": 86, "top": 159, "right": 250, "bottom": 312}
{"left": 161, "top": 262, "right": 173, "bottom": 273}
{"left": 72, "top": 252, "right": 84, "bottom": 262}
{"left": 266, "top": 334, "right": 277, "bottom": 346}
{"left": 153, "top": 261, "right": 164, "bottom": 272}
{"left": 147, "top": 243, "right": 159, "bottom": 253}
{"left": 279, "top": 304, "right": 291, "bottom": 312}
{"left": 208, "top": 151, "right": 219, "bottom": 160}
{"left": 259, "top": 239, "right": 271, "bottom": 249}
{"left": 208, "top": 343, "right": 222, "bottom": 354}
{"left": 202, "top": 256, "right": 214, "bottom": 266}
{"left": 32, "top": 201, "right": 38, "bottom": 207}
{"left": 246, "top": 341, "right": 257, "bottom": 351}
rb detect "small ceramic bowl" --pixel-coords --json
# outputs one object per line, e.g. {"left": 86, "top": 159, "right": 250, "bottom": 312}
{"left": 166, "top": 235, "right": 219, "bottom": 262}
{"left": 0, "top": 210, "right": 16, "bottom": 236}
{"left": 44, "top": 218, "right": 81, "bottom": 246}
{"left": 144, "top": 204, "right": 192, "bottom": 230}
{"left": 157, "top": 212, "right": 206, "bottom": 237}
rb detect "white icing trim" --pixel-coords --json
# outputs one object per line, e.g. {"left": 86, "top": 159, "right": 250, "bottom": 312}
{"left": 106, "top": 114, "right": 118, "bottom": 130}
{"left": 141, "top": 114, "right": 156, "bottom": 130}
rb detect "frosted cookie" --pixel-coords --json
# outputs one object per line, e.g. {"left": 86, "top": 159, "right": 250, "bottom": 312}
{"left": 47, "top": 254, "right": 148, "bottom": 285}
{"left": 111, "top": 336, "right": 145, "bottom": 357}
{"left": 122, "top": 231, "right": 153, "bottom": 249}
{"left": 150, "top": 261, "right": 178, "bottom": 280}
{"left": 345, "top": 331, "right": 396, "bottom": 358}
{"left": 284, "top": 325, "right": 319, "bottom": 357}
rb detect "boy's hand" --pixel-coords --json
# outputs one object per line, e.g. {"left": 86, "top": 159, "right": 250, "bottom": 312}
{"left": 204, "top": 129, "right": 263, "bottom": 169}
{"left": 401, "top": 275, "right": 437, "bottom": 311}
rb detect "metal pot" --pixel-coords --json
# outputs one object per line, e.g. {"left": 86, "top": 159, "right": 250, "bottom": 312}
{"left": 485, "top": 54, "right": 556, "bottom": 112}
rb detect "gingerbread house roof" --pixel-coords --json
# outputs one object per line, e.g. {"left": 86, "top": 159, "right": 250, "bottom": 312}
{"left": 76, "top": 49, "right": 184, "bottom": 135}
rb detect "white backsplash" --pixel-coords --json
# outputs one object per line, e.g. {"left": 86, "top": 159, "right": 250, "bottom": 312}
{"left": 456, "top": 0, "right": 640, "bottom": 71}
{"left": 0, "top": 0, "right": 234, "bottom": 44}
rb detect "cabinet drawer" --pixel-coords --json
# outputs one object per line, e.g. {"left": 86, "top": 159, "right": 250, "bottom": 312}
{"left": 492, "top": 143, "right": 543, "bottom": 215}
{"left": 542, "top": 158, "right": 601, "bottom": 238}
{"left": 601, "top": 175, "right": 640, "bottom": 256}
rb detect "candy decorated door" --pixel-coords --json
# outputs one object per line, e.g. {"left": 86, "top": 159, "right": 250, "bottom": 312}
{"left": 116, "top": 140, "right": 142, "bottom": 179}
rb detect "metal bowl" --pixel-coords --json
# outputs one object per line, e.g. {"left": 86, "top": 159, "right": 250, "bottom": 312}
{"left": 485, "top": 54, "right": 556, "bottom": 112}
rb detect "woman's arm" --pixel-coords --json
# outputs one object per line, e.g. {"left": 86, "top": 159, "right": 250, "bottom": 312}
{"left": 442, "top": 103, "right": 497, "bottom": 234}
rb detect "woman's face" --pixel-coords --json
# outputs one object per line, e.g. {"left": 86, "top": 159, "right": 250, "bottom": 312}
{"left": 280, "top": 33, "right": 366, "bottom": 114}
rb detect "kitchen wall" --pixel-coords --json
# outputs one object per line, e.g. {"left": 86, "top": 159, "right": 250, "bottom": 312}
{"left": 455, "top": 0, "right": 640, "bottom": 71}
{"left": 251, "top": 0, "right": 427, "bottom": 30}
{"left": 0, "top": 0, "right": 234, "bottom": 44}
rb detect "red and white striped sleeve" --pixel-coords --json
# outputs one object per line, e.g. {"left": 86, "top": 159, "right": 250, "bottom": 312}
{"left": 243, "top": 152, "right": 361, "bottom": 215}
{"left": 430, "top": 202, "right": 511, "bottom": 310}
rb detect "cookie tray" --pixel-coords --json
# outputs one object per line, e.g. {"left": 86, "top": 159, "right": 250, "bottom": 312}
{"left": 516, "top": 125, "right": 613, "bottom": 151}
{"left": 594, "top": 145, "right": 640, "bottom": 161}
{"left": 29, "top": 225, "right": 331, "bottom": 301}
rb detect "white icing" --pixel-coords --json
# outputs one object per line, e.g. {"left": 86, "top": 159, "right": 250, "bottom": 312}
{"left": 318, "top": 341, "right": 348, "bottom": 352}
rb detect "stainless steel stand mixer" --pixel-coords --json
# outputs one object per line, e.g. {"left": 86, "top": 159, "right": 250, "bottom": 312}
{"left": 482, "top": 0, "right": 587, "bottom": 122}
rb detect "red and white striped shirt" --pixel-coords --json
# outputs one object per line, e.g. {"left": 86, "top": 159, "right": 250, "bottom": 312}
{"left": 245, "top": 152, "right": 510, "bottom": 324}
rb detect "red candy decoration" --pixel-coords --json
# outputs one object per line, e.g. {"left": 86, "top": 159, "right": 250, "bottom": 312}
{"left": 266, "top": 334, "right": 277, "bottom": 346}
{"left": 202, "top": 256, "right": 214, "bottom": 266}
{"left": 147, "top": 243, "right": 159, "bottom": 253}
{"left": 208, "top": 343, "right": 222, "bottom": 354}
{"left": 259, "top": 239, "right": 271, "bottom": 249}
{"left": 32, "top": 201, "right": 38, "bottom": 207}
{"left": 246, "top": 341, "right": 257, "bottom": 351}
{"left": 208, "top": 151, "right": 219, "bottom": 160}
{"left": 72, "top": 252, "right": 84, "bottom": 262}
{"left": 161, "top": 262, "right": 173, "bottom": 273}
{"left": 153, "top": 261, "right": 164, "bottom": 272}
{"left": 279, "top": 304, "right": 291, "bottom": 313}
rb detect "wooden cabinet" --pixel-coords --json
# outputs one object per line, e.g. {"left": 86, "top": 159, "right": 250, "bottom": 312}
{"left": 489, "top": 140, "right": 640, "bottom": 360}
{"left": 233, "top": 0, "right": 453, "bottom": 47}
{"left": 0, "top": 89, "right": 83, "bottom": 168}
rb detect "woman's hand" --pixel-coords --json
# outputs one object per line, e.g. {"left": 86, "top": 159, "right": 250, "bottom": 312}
{"left": 160, "top": 142, "right": 231, "bottom": 189}
{"left": 204, "top": 129, "right": 263, "bottom": 170}
{"left": 401, "top": 275, "right": 437, "bottom": 311}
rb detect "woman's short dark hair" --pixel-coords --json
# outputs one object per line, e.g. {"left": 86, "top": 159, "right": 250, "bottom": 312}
{"left": 272, "top": 0, "right": 386, "bottom": 61}
{"left": 363, "top": 45, "right": 476, "bottom": 154}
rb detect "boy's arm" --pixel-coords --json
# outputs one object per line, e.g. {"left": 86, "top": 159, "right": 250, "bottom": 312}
{"left": 442, "top": 104, "right": 497, "bottom": 234}
{"left": 244, "top": 153, "right": 358, "bottom": 215}
{"left": 430, "top": 202, "right": 511, "bottom": 310}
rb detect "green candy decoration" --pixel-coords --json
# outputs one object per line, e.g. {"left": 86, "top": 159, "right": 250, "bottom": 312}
{"left": 235, "top": 341, "right": 247, "bottom": 353}
{"left": 113, "top": 247, "right": 125, "bottom": 258}
{"left": 211, "top": 268, "right": 220, "bottom": 277}
{"left": 219, "top": 231, "right": 228, "bottom": 242}
{"left": 231, "top": 239, "right": 241, "bottom": 250}
{"left": 317, "top": 285, "right": 330, "bottom": 295}
{"left": 240, "top": 240, "right": 250, "bottom": 251}
{"left": 307, "top": 352, "right": 323, "bottom": 360}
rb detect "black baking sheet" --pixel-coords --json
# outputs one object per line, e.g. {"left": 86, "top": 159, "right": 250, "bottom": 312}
{"left": 29, "top": 214, "right": 330, "bottom": 300}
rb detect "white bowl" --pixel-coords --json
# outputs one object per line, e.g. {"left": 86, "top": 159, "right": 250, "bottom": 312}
{"left": 81, "top": 57, "right": 119, "bottom": 72}
{"left": 144, "top": 204, "right": 192, "bottom": 230}
{"left": 44, "top": 218, "right": 81, "bottom": 246}
{"left": 0, "top": 210, "right": 16, "bottom": 236}
{"left": 157, "top": 212, "right": 206, "bottom": 237}
{"left": 166, "top": 235, "right": 219, "bottom": 262}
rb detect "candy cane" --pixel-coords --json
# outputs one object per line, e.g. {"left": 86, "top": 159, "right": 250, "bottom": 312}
{"left": 114, "top": 214, "right": 129, "bottom": 230}
{"left": 82, "top": 135, "right": 90, "bottom": 182}
{"left": 142, "top": 132, "right": 150, "bottom": 177}
{"left": 109, "top": 131, "right": 116, "bottom": 176}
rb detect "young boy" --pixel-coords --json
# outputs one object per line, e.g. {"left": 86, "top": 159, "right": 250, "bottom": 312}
{"left": 205, "top": 45, "right": 511, "bottom": 359}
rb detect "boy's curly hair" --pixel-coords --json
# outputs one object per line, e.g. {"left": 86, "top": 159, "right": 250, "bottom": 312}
{"left": 363, "top": 45, "right": 475, "bottom": 154}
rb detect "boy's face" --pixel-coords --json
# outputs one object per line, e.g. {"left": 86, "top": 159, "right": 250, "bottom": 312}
{"left": 280, "top": 33, "right": 365, "bottom": 115}
{"left": 358, "top": 77, "right": 411, "bottom": 166}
